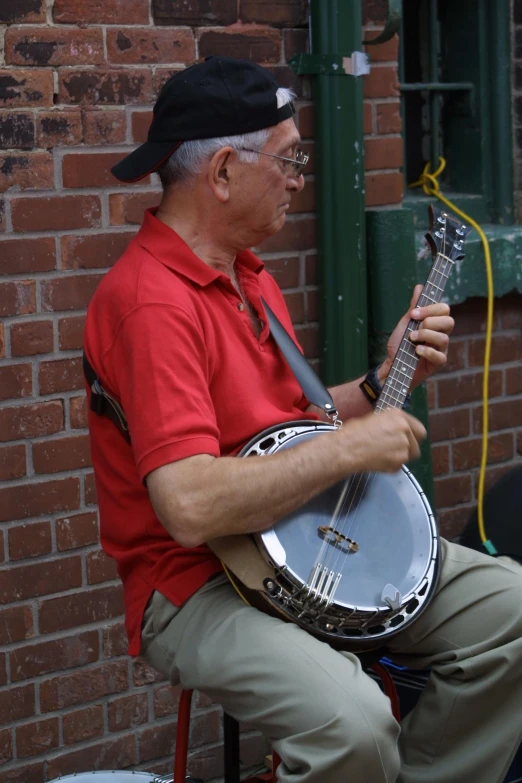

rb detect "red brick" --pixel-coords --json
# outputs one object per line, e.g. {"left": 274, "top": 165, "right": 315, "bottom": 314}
{"left": 363, "top": 66, "right": 400, "bottom": 99}
{"left": 438, "top": 369, "right": 502, "bottom": 408}
{"left": 0, "top": 237, "right": 56, "bottom": 274}
{"left": 473, "top": 398, "right": 522, "bottom": 433}
{"left": 63, "top": 704, "right": 104, "bottom": 745}
{"left": 107, "top": 27, "right": 195, "bottom": 65}
{"left": 131, "top": 110, "right": 153, "bottom": 143}
{"left": 154, "top": 67, "right": 185, "bottom": 96}
{"left": 0, "top": 323, "right": 4, "bottom": 357}
{"left": 40, "top": 660, "right": 128, "bottom": 712}
{"left": 497, "top": 294, "right": 522, "bottom": 329}
{"left": 364, "top": 102, "right": 373, "bottom": 133}
{"left": 0, "top": 536, "right": 4, "bottom": 564}
{"left": 198, "top": 29, "right": 281, "bottom": 64}
{"left": 0, "top": 111, "right": 34, "bottom": 149}
{"left": 38, "top": 357, "right": 83, "bottom": 394}
{"left": 33, "top": 433, "right": 91, "bottom": 473}
{"left": 5, "top": 27, "right": 104, "bottom": 66}
{"left": 61, "top": 232, "right": 134, "bottom": 270}
{"left": 297, "top": 104, "right": 313, "bottom": 138}
{"left": 484, "top": 463, "right": 517, "bottom": 493}
{"left": 54, "top": 0, "right": 149, "bottom": 24}
{"left": 0, "top": 0, "right": 46, "bottom": 23}
{"left": 429, "top": 408, "right": 470, "bottom": 442}
{"left": 431, "top": 444, "right": 449, "bottom": 476}
{"left": 0, "top": 363, "right": 32, "bottom": 401}
{"left": 506, "top": 365, "right": 522, "bottom": 394}
{"left": 0, "top": 401, "right": 63, "bottom": 443}
{"left": 133, "top": 659, "right": 165, "bottom": 687}
{"left": 188, "top": 735, "right": 264, "bottom": 782}
{"left": 11, "top": 320, "right": 54, "bottom": 356}
{"left": 258, "top": 217, "right": 316, "bottom": 253}
{"left": 11, "top": 630, "right": 99, "bottom": 682}
{"left": 452, "top": 433, "right": 514, "bottom": 471}
{"left": 109, "top": 192, "right": 161, "bottom": 225}
{"left": 0, "top": 727, "right": 12, "bottom": 765}
{"left": 434, "top": 474, "right": 472, "bottom": 507}
{"left": 284, "top": 291, "right": 305, "bottom": 323}
{"left": 102, "top": 621, "right": 127, "bottom": 658}
{"left": 450, "top": 297, "right": 492, "bottom": 336}
{"left": 365, "top": 32, "right": 399, "bottom": 62}
{"left": 364, "top": 136, "right": 403, "bottom": 170}
{"left": 0, "top": 478, "right": 78, "bottom": 524}
{"left": 241, "top": 0, "right": 308, "bottom": 25}
{"left": 0, "top": 151, "right": 53, "bottom": 192}
{"left": 82, "top": 109, "right": 126, "bottom": 145}
{"left": 376, "top": 101, "right": 402, "bottom": 133}
{"left": 0, "top": 69, "right": 54, "bottom": 108}
{"left": 306, "top": 289, "right": 319, "bottom": 321}
{"left": 58, "top": 315, "right": 85, "bottom": 350}
{"left": 108, "top": 692, "right": 148, "bottom": 732}
{"left": 191, "top": 709, "right": 221, "bottom": 748}
{"left": 59, "top": 69, "right": 153, "bottom": 106}
{"left": 62, "top": 151, "right": 145, "bottom": 189}
{"left": 263, "top": 256, "right": 299, "bottom": 289}
{"left": 283, "top": 28, "right": 308, "bottom": 60}
{"left": 56, "top": 511, "right": 98, "bottom": 551}
{"left": 0, "top": 555, "right": 81, "bottom": 602}
{"left": 70, "top": 395, "right": 88, "bottom": 429}
{"left": 0, "top": 605, "right": 34, "bottom": 645}
{"left": 41, "top": 273, "right": 103, "bottom": 311}
{"left": 438, "top": 504, "right": 475, "bottom": 539}
{"left": 0, "top": 684, "right": 35, "bottom": 726}
{"left": 469, "top": 333, "right": 522, "bottom": 366}
{"left": 365, "top": 171, "right": 403, "bottom": 205}
{"left": 87, "top": 550, "right": 118, "bottom": 584}
{"left": 294, "top": 324, "right": 320, "bottom": 359}
{"left": 0, "top": 200, "right": 5, "bottom": 231}
{"left": 0, "top": 762, "right": 45, "bottom": 783}
{"left": 138, "top": 720, "right": 176, "bottom": 763}
{"left": 12, "top": 195, "right": 101, "bottom": 232}
{"left": 8, "top": 520, "right": 52, "bottom": 561}
{"left": 153, "top": 0, "right": 237, "bottom": 25}
{"left": 0, "top": 444, "right": 26, "bottom": 481}
{"left": 16, "top": 717, "right": 59, "bottom": 758}
{"left": 37, "top": 109, "right": 83, "bottom": 147}
{"left": 427, "top": 377, "right": 437, "bottom": 408}
{"left": 0, "top": 280, "right": 35, "bottom": 316}
{"left": 38, "top": 584, "right": 124, "bottom": 634}
{"left": 153, "top": 683, "right": 181, "bottom": 718}
{"left": 47, "top": 734, "right": 136, "bottom": 780}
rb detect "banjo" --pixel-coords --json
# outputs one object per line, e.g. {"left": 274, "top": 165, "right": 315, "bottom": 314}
{"left": 210, "top": 206, "right": 471, "bottom": 651}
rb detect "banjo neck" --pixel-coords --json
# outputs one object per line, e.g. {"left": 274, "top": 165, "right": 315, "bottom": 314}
{"left": 375, "top": 206, "right": 470, "bottom": 414}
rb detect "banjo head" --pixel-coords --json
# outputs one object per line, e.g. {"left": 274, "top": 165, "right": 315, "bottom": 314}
{"left": 54, "top": 773, "right": 171, "bottom": 782}
{"left": 242, "top": 422, "right": 439, "bottom": 646}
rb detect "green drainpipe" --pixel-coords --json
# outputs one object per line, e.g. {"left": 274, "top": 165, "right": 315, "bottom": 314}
{"left": 292, "top": 0, "right": 368, "bottom": 386}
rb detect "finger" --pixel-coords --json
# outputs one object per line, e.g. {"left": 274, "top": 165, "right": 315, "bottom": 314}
{"left": 411, "top": 302, "right": 451, "bottom": 321}
{"left": 416, "top": 315, "right": 454, "bottom": 334}
{"left": 406, "top": 429, "right": 421, "bottom": 461}
{"left": 414, "top": 345, "right": 448, "bottom": 367}
{"left": 410, "top": 329, "right": 450, "bottom": 351}
{"left": 404, "top": 413, "right": 427, "bottom": 443}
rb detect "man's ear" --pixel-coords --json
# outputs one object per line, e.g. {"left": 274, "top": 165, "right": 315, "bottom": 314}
{"left": 208, "top": 146, "right": 233, "bottom": 203}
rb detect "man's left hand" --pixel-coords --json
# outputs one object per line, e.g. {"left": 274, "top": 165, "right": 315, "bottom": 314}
{"left": 381, "top": 284, "right": 455, "bottom": 388}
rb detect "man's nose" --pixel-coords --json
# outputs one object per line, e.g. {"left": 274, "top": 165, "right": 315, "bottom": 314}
{"left": 287, "top": 173, "right": 305, "bottom": 192}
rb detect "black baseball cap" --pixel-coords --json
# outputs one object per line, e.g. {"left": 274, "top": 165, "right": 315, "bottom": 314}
{"left": 111, "top": 56, "right": 295, "bottom": 183}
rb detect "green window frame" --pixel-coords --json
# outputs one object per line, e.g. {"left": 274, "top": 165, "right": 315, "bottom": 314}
{"left": 400, "top": 0, "right": 514, "bottom": 226}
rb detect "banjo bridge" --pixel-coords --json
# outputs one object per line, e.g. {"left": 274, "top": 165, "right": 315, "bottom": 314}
{"left": 319, "top": 525, "right": 359, "bottom": 553}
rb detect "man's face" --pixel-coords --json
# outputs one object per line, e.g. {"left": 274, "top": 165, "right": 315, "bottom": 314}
{"left": 228, "top": 117, "right": 305, "bottom": 246}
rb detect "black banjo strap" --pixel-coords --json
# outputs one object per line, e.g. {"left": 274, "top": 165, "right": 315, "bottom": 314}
{"left": 83, "top": 298, "right": 337, "bottom": 442}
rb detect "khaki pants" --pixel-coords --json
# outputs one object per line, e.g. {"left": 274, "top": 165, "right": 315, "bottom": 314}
{"left": 141, "top": 540, "right": 522, "bottom": 783}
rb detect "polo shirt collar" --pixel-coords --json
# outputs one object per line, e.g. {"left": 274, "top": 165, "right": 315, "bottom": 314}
{"left": 136, "top": 208, "right": 264, "bottom": 286}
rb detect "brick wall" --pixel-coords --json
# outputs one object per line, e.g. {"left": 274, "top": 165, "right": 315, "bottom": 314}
{"left": 0, "top": 1, "right": 520, "bottom": 780}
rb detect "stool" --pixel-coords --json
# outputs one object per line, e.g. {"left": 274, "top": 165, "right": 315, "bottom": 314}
{"left": 174, "top": 663, "right": 400, "bottom": 783}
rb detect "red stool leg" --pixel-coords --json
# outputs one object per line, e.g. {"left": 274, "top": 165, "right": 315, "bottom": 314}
{"left": 174, "top": 689, "right": 194, "bottom": 783}
{"left": 371, "top": 663, "right": 401, "bottom": 722}
{"left": 272, "top": 750, "right": 281, "bottom": 781}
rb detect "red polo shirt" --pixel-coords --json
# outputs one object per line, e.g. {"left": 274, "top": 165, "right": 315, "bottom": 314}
{"left": 84, "top": 209, "right": 318, "bottom": 655}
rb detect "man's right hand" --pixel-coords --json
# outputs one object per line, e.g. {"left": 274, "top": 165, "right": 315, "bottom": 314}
{"left": 339, "top": 408, "right": 427, "bottom": 474}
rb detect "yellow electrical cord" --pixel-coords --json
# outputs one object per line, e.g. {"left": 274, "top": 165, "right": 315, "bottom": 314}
{"left": 409, "top": 158, "right": 497, "bottom": 555}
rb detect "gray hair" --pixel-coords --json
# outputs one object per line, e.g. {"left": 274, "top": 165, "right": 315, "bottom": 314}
{"left": 157, "top": 86, "right": 295, "bottom": 188}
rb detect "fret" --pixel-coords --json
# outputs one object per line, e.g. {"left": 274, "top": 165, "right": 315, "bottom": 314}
{"left": 378, "top": 387, "right": 406, "bottom": 408}
{"left": 420, "top": 294, "right": 437, "bottom": 304}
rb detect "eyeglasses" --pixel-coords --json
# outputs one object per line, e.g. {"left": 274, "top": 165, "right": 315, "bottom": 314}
{"left": 241, "top": 147, "right": 309, "bottom": 178}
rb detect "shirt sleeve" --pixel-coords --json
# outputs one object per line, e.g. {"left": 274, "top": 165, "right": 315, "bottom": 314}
{"left": 107, "top": 303, "right": 220, "bottom": 482}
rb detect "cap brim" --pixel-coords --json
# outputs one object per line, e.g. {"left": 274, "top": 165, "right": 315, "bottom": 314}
{"left": 111, "top": 140, "right": 182, "bottom": 183}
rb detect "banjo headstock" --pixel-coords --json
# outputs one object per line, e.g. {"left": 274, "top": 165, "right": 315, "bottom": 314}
{"left": 425, "top": 204, "right": 472, "bottom": 263}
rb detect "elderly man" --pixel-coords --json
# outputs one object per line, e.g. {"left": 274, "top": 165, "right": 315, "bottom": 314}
{"left": 84, "top": 57, "right": 522, "bottom": 783}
